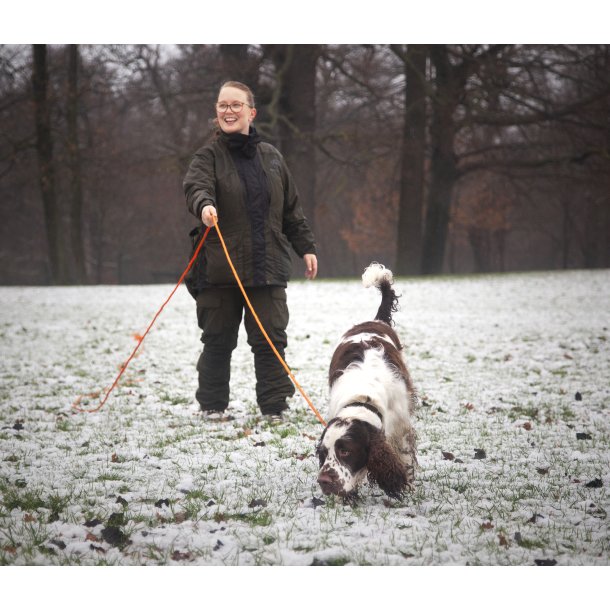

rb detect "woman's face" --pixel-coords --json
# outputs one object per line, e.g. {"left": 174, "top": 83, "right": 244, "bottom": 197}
{"left": 216, "top": 86, "right": 256, "bottom": 135}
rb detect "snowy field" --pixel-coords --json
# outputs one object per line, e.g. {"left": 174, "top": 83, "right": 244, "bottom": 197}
{"left": 0, "top": 270, "right": 608, "bottom": 568}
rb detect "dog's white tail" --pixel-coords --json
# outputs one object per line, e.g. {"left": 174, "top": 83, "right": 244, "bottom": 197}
{"left": 362, "top": 262, "right": 399, "bottom": 325}
{"left": 362, "top": 262, "right": 393, "bottom": 288}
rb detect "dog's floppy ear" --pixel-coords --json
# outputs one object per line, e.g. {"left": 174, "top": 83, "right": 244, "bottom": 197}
{"left": 367, "top": 429, "right": 412, "bottom": 499}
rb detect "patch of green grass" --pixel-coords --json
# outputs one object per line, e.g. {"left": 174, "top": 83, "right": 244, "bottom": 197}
{"left": 311, "top": 555, "right": 351, "bottom": 566}
{"left": 56, "top": 419, "right": 71, "bottom": 432}
{"left": 95, "top": 472, "right": 123, "bottom": 482}
{"left": 508, "top": 405, "right": 539, "bottom": 421}
{"left": 515, "top": 535, "right": 546, "bottom": 550}
{"left": 159, "top": 393, "right": 190, "bottom": 406}
{"left": 278, "top": 427, "right": 298, "bottom": 439}
{"left": 215, "top": 511, "right": 272, "bottom": 527}
{"left": 550, "top": 367, "right": 568, "bottom": 377}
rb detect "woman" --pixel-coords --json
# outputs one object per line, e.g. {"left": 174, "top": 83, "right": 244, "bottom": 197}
{"left": 183, "top": 81, "right": 318, "bottom": 422}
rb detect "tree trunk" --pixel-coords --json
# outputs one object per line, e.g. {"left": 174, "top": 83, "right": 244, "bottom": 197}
{"left": 269, "top": 44, "right": 319, "bottom": 231}
{"left": 32, "top": 44, "right": 68, "bottom": 284}
{"left": 468, "top": 227, "right": 491, "bottom": 272}
{"left": 395, "top": 45, "right": 427, "bottom": 276}
{"left": 422, "top": 45, "right": 459, "bottom": 275}
{"left": 67, "top": 44, "right": 87, "bottom": 283}
{"left": 219, "top": 45, "right": 254, "bottom": 85}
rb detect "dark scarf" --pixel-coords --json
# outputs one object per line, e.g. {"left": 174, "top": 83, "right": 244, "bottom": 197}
{"left": 221, "top": 125, "right": 268, "bottom": 286}
{"left": 220, "top": 126, "right": 262, "bottom": 159}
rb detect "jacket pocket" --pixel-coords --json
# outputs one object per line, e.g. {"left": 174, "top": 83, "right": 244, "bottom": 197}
{"left": 204, "top": 230, "right": 244, "bottom": 285}
{"left": 185, "top": 224, "right": 205, "bottom": 299}
{"left": 269, "top": 227, "right": 292, "bottom": 282}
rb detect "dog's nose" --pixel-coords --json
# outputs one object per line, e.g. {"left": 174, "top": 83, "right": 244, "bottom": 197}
{"left": 318, "top": 470, "right": 340, "bottom": 495}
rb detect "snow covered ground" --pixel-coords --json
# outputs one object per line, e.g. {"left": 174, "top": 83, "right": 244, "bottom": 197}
{"left": 0, "top": 270, "right": 608, "bottom": 566}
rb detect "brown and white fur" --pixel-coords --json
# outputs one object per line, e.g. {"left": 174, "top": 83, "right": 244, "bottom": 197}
{"left": 316, "top": 263, "right": 416, "bottom": 499}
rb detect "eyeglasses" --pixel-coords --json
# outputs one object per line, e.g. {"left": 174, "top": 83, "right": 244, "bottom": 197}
{"left": 215, "top": 101, "right": 252, "bottom": 113}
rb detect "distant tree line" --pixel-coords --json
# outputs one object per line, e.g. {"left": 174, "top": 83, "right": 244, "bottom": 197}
{"left": 0, "top": 44, "right": 608, "bottom": 285}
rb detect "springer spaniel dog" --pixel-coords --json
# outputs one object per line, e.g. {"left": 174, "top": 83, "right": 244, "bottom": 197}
{"left": 316, "top": 263, "right": 417, "bottom": 499}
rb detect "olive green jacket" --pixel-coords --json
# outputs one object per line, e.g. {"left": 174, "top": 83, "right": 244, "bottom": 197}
{"left": 183, "top": 138, "right": 316, "bottom": 290}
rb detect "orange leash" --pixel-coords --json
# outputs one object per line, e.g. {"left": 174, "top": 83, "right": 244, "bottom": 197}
{"left": 72, "top": 226, "right": 212, "bottom": 413}
{"left": 212, "top": 216, "right": 326, "bottom": 426}
{"left": 72, "top": 219, "right": 325, "bottom": 426}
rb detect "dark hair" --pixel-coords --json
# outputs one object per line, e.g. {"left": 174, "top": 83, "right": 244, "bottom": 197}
{"left": 218, "top": 81, "right": 255, "bottom": 108}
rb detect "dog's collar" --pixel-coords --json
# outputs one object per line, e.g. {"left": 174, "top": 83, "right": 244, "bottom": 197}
{"left": 342, "top": 401, "right": 383, "bottom": 424}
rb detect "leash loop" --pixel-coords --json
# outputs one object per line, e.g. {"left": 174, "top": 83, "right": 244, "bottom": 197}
{"left": 72, "top": 219, "right": 325, "bottom": 426}
{"left": 72, "top": 226, "right": 212, "bottom": 413}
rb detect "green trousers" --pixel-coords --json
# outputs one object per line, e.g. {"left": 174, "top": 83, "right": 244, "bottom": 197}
{"left": 195, "top": 286, "right": 295, "bottom": 415}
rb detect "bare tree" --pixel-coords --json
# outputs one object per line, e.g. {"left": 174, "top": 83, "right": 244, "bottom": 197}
{"left": 32, "top": 44, "right": 68, "bottom": 284}
{"left": 391, "top": 44, "right": 427, "bottom": 275}
{"left": 66, "top": 44, "right": 87, "bottom": 282}
{"left": 264, "top": 44, "right": 320, "bottom": 230}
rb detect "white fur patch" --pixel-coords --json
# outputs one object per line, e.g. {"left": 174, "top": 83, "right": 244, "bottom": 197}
{"left": 328, "top": 348, "right": 407, "bottom": 422}
{"left": 340, "top": 331, "right": 398, "bottom": 349}
{"left": 336, "top": 405, "right": 383, "bottom": 429}
{"left": 319, "top": 423, "right": 368, "bottom": 493}
{"left": 362, "top": 262, "right": 393, "bottom": 288}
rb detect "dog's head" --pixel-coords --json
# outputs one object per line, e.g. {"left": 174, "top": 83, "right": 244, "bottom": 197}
{"left": 316, "top": 417, "right": 410, "bottom": 498}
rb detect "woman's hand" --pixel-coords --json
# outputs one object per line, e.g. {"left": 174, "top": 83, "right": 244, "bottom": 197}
{"left": 201, "top": 205, "right": 217, "bottom": 227}
{"left": 304, "top": 253, "right": 318, "bottom": 280}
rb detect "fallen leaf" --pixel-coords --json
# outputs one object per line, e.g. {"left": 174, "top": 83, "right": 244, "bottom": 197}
{"left": 441, "top": 451, "right": 455, "bottom": 461}
{"left": 23, "top": 513, "right": 36, "bottom": 523}
{"left": 534, "top": 559, "right": 557, "bottom": 566}
{"left": 248, "top": 499, "right": 268, "bottom": 509}
{"left": 86, "top": 532, "right": 100, "bottom": 543}
{"left": 254, "top": 441, "right": 266, "bottom": 447}
{"left": 90, "top": 544, "right": 105, "bottom": 553}
{"left": 498, "top": 534, "right": 509, "bottom": 547}
{"left": 107, "top": 512, "right": 125, "bottom": 527}
{"left": 243, "top": 428, "right": 252, "bottom": 437}
{"left": 49, "top": 539, "right": 66, "bottom": 550}
{"left": 116, "top": 496, "right": 128, "bottom": 507}
{"left": 480, "top": 521, "right": 494, "bottom": 530}
{"left": 154, "top": 498, "right": 170, "bottom": 508}
{"left": 213, "top": 539, "right": 224, "bottom": 551}
{"left": 536, "top": 467, "right": 549, "bottom": 475}
{"left": 294, "top": 453, "right": 310, "bottom": 461}
{"left": 575, "top": 392, "right": 582, "bottom": 401}
{"left": 474, "top": 448, "right": 487, "bottom": 460}
{"left": 464, "top": 403, "right": 475, "bottom": 411}
{"left": 527, "top": 513, "right": 545, "bottom": 523}
{"left": 522, "top": 422, "right": 532, "bottom": 431}
{"left": 576, "top": 432, "right": 592, "bottom": 440}
{"left": 302, "top": 433, "right": 317, "bottom": 441}
{"left": 174, "top": 511, "right": 188, "bottom": 524}
{"left": 171, "top": 550, "right": 192, "bottom": 561}
{"left": 585, "top": 478, "right": 603, "bottom": 488}
{"left": 84, "top": 518, "right": 102, "bottom": 527}
{"left": 311, "top": 497, "right": 325, "bottom": 508}
{"left": 111, "top": 453, "right": 119, "bottom": 463}
{"left": 101, "top": 526, "right": 130, "bottom": 547}
{"left": 2, "top": 546, "right": 17, "bottom": 554}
